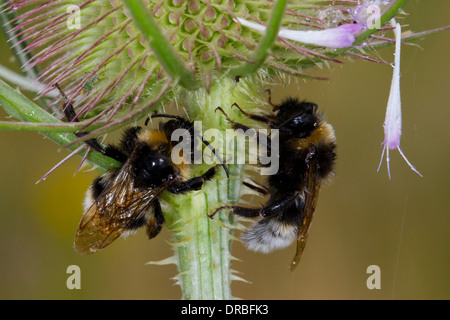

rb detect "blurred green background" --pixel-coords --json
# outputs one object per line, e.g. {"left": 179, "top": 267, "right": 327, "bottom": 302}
{"left": 1, "top": 1, "right": 449, "bottom": 299}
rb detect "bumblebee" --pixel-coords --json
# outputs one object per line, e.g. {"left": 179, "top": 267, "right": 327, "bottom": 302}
{"left": 55, "top": 84, "right": 227, "bottom": 254}
{"left": 210, "top": 94, "right": 336, "bottom": 270}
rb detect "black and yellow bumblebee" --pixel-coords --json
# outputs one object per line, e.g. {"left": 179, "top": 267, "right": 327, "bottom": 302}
{"left": 55, "top": 84, "right": 228, "bottom": 255}
{"left": 210, "top": 93, "right": 336, "bottom": 270}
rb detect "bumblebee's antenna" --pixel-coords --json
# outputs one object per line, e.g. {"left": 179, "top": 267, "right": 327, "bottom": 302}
{"left": 150, "top": 113, "right": 185, "bottom": 121}
{"left": 147, "top": 113, "right": 229, "bottom": 178}
{"left": 145, "top": 113, "right": 185, "bottom": 126}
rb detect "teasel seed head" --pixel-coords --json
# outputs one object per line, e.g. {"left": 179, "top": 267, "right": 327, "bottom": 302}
{"left": 3, "top": 0, "right": 408, "bottom": 133}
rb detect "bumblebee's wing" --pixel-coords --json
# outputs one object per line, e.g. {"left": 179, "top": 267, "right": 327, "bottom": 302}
{"left": 289, "top": 152, "right": 322, "bottom": 271}
{"left": 74, "top": 163, "right": 165, "bottom": 255}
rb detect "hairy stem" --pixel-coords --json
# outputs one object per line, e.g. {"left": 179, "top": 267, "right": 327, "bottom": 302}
{"left": 162, "top": 76, "right": 265, "bottom": 299}
{"left": 0, "top": 79, "right": 119, "bottom": 172}
{"left": 229, "top": 0, "right": 287, "bottom": 77}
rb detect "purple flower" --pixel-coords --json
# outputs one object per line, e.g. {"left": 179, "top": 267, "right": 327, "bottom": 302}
{"left": 377, "top": 23, "right": 422, "bottom": 179}
{"left": 235, "top": 17, "right": 363, "bottom": 48}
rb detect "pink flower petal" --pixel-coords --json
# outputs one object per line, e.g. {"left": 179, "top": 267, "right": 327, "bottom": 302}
{"left": 235, "top": 17, "right": 362, "bottom": 48}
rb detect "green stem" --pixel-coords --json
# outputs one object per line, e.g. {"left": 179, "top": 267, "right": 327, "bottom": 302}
{"left": 229, "top": 0, "right": 287, "bottom": 78}
{"left": 0, "top": 79, "right": 119, "bottom": 172}
{"left": 0, "top": 120, "right": 105, "bottom": 132}
{"left": 162, "top": 76, "right": 265, "bottom": 299}
{"left": 353, "top": 0, "right": 409, "bottom": 46}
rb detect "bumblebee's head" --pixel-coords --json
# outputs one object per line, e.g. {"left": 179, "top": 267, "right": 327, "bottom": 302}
{"left": 160, "top": 118, "right": 194, "bottom": 139}
{"left": 275, "top": 98, "right": 320, "bottom": 139}
{"left": 146, "top": 115, "right": 195, "bottom": 161}
{"left": 148, "top": 114, "right": 229, "bottom": 178}
{"left": 130, "top": 143, "right": 177, "bottom": 188}
{"left": 161, "top": 118, "right": 197, "bottom": 163}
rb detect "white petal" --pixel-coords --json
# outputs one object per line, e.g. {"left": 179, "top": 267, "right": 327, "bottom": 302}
{"left": 383, "top": 22, "right": 402, "bottom": 149}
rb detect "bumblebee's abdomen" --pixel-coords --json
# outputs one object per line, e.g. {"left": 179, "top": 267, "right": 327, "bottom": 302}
{"left": 241, "top": 217, "right": 298, "bottom": 253}
{"left": 84, "top": 169, "right": 118, "bottom": 211}
{"left": 268, "top": 152, "right": 308, "bottom": 193}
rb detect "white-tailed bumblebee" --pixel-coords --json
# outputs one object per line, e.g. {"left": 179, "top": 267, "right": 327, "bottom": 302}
{"left": 55, "top": 84, "right": 228, "bottom": 254}
{"left": 210, "top": 94, "right": 336, "bottom": 270}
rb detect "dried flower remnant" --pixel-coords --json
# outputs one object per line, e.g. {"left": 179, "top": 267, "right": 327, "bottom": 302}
{"left": 377, "top": 23, "right": 422, "bottom": 179}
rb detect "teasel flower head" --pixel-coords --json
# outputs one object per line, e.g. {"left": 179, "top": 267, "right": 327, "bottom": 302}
{"left": 2, "top": 0, "right": 411, "bottom": 132}
{"left": 1, "top": 0, "right": 436, "bottom": 299}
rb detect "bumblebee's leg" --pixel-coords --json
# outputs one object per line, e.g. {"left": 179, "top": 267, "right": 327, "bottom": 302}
{"left": 54, "top": 83, "right": 106, "bottom": 155}
{"left": 215, "top": 107, "right": 254, "bottom": 132}
{"left": 242, "top": 181, "right": 270, "bottom": 196}
{"left": 168, "top": 164, "right": 220, "bottom": 194}
{"left": 209, "top": 192, "right": 299, "bottom": 219}
{"left": 216, "top": 107, "right": 272, "bottom": 150}
{"left": 146, "top": 199, "right": 165, "bottom": 239}
{"left": 259, "top": 192, "right": 299, "bottom": 218}
{"left": 98, "top": 127, "right": 143, "bottom": 163}
{"left": 208, "top": 205, "right": 261, "bottom": 219}
{"left": 73, "top": 131, "right": 107, "bottom": 156}
{"left": 265, "top": 89, "right": 276, "bottom": 108}
{"left": 231, "top": 103, "right": 278, "bottom": 128}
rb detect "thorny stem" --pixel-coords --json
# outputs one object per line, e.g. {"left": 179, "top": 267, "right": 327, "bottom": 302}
{"left": 0, "top": 79, "right": 119, "bottom": 172}
{"left": 160, "top": 76, "right": 260, "bottom": 299}
{"left": 229, "top": 0, "right": 287, "bottom": 78}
